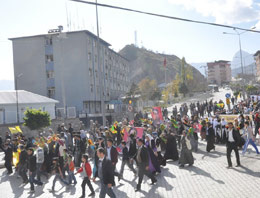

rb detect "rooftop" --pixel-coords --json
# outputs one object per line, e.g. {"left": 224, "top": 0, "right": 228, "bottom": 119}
{"left": 9, "top": 30, "right": 111, "bottom": 46}
{"left": 0, "top": 90, "right": 59, "bottom": 105}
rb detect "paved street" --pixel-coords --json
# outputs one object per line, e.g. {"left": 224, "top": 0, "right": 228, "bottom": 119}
{"left": 168, "top": 88, "right": 233, "bottom": 113}
{"left": 0, "top": 139, "right": 260, "bottom": 198}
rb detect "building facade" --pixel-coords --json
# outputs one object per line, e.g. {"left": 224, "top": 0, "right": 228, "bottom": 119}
{"left": 0, "top": 90, "right": 58, "bottom": 124}
{"left": 207, "top": 60, "right": 231, "bottom": 85}
{"left": 10, "top": 30, "right": 130, "bottom": 118}
{"left": 254, "top": 50, "right": 260, "bottom": 81}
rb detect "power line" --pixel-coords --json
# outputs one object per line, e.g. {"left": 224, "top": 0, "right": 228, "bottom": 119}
{"left": 70, "top": 0, "right": 260, "bottom": 34}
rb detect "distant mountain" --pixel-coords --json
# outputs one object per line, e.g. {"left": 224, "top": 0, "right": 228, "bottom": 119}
{"left": 231, "top": 50, "right": 255, "bottom": 76}
{"left": 119, "top": 45, "right": 207, "bottom": 90}
{"left": 190, "top": 62, "right": 207, "bottom": 76}
{"left": 0, "top": 80, "right": 14, "bottom": 90}
{"left": 231, "top": 63, "right": 256, "bottom": 77}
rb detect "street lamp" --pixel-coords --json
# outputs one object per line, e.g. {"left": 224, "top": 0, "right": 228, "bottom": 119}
{"left": 223, "top": 27, "right": 255, "bottom": 99}
{"left": 15, "top": 73, "right": 23, "bottom": 123}
{"left": 95, "top": 0, "right": 106, "bottom": 126}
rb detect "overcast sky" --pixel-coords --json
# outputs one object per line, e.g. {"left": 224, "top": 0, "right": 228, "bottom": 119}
{"left": 1, "top": 0, "right": 260, "bottom": 81}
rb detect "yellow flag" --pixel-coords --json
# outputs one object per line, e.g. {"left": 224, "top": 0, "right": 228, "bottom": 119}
{"left": 16, "top": 126, "right": 22, "bottom": 133}
{"left": 9, "top": 126, "right": 22, "bottom": 134}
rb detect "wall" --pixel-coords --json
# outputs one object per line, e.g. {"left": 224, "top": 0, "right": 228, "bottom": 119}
{"left": 0, "top": 103, "right": 56, "bottom": 124}
{"left": 12, "top": 37, "right": 47, "bottom": 96}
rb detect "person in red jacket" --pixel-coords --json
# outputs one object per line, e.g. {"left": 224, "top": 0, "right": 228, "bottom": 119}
{"left": 76, "top": 154, "right": 95, "bottom": 198}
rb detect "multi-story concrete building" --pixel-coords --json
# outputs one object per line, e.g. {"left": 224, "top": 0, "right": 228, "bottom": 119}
{"left": 207, "top": 60, "right": 231, "bottom": 85}
{"left": 10, "top": 29, "right": 130, "bottom": 121}
{"left": 254, "top": 50, "right": 260, "bottom": 81}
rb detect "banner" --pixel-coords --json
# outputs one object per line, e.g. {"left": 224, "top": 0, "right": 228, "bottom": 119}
{"left": 136, "top": 127, "right": 144, "bottom": 139}
{"left": 151, "top": 107, "right": 163, "bottom": 125}
{"left": 122, "top": 127, "right": 131, "bottom": 142}
{"left": 219, "top": 114, "right": 252, "bottom": 123}
{"left": 9, "top": 126, "right": 22, "bottom": 134}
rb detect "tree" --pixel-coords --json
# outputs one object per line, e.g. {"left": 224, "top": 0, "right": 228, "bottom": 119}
{"left": 23, "top": 108, "right": 51, "bottom": 131}
{"left": 179, "top": 82, "right": 189, "bottom": 97}
{"left": 125, "top": 83, "right": 140, "bottom": 104}
{"left": 138, "top": 78, "right": 160, "bottom": 100}
{"left": 246, "top": 85, "right": 258, "bottom": 95}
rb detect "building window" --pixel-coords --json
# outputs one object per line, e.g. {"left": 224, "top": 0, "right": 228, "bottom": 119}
{"left": 94, "top": 40, "right": 96, "bottom": 47}
{"left": 89, "top": 68, "right": 92, "bottom": 77}
{"left": 90, "top": 84, "right": 93, "bottom": 93}
{"left": 84, "top": 101, "right": 89, "bottom": 110}
{"left": 95, "top": 55, "right": 97, "bottom": 63}
{"left": 46, "top": 55, "right": 53, "bottom": 63}
{"left": 95, "top": 70, "right": 98, "bottom": 78}
{"left": 88, "top": 52, "right": 92, "bottom": 61}
{"left": 46, "top": 38, "right": 52, "bottom": 45}
{"left": 47, "top": 87, "right": 55, "bottom": 98}
{"left": 47, "top": 71, "right": 54, "bottom": 78}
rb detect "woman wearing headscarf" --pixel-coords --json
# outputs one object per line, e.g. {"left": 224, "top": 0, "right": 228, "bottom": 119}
{"left": 164, "top": 132, "right": 179, "bottom": 161}
{"left": 206, "top": 122, "right": 215, "bottom": 152}
{"left": 179, "top": 130, "right": 194, "bottom": 168}
{"left": 152, "top": 132, "right": 166, "bottom": 166}
{"left": 145, "top": 134, "right": 161, "bottom": 174}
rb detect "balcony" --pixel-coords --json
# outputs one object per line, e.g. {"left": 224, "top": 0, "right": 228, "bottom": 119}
{"left": 46, "top": 61, "right": 54, "bottom": 71}
{"left": 45, "top": 45, "right": 53, "bottom": 55}
{"left": 47, "top": 78, "right": 55, "bottom": 87}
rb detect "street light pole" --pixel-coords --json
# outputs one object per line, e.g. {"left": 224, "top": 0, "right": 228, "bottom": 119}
{"left": 96, "top": 0, "right": 106, "bottom": 126}
{"left": 235, "top": 29, "right": 244, "bottom": 76}
{"left": 15, "top": 73, "right": 23, "bottom": 123}
{"left": 223, "top": 27, "right": 255, "bottom": 99}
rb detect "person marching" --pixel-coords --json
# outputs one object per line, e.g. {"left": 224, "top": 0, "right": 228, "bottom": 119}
{"left": 67, "top": 154, "right": 77, "bottom": 185}
{"left": 179, "top": 130, "right": 194, "bottom": 168}
{"left": 135, "top": 139, "right": 157, "bottom": 192}
{"left": 206, "top": 122, "right": 215, "bottom": 152}
{"left": 27, "top": 147, "right": 43, "bottom": 193}
{"left": 242, "top": 121, "right": 260, "bottom": 155}
{"left": 76, "top": 154, "right": 95, "bottom": 198}
{"left": 94, "top": 147, "right": 116, "bottom": 198}
{"left": 50, "top": 157, "right": 69, "bottom": 192}
{"left": 119, "top": 141, "right": 136, "bottom": 178}
{"left": 226, "top": 122, "right": 241, "bottom": 168}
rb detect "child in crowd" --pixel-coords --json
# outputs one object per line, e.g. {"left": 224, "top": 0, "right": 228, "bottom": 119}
{"left": 76, "top": 154, "right": 95, "bottom": 198}
{"left": 68, "top": 154, "right": 77, "bottom": 185}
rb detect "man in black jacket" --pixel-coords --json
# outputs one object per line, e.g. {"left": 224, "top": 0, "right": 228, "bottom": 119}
{"left": 226, "top": 122, "right": 241, "bottom": 168}
{"left": 18, "top": 145, "right": 29, "bottom": 184}
{"left": 0, "top": 139, "right": 13, "bottom": 174}
{"left": 119, "top": 141, "right": 136, "bottom": 177}
{"left": 96, "top": 147, "right": 116, "bottom": 198}
{"left": 27, "top": 148, "right": 43, "bottom": 193}
{"left": 106, "top": 139, "right": 121, "bottom": 181}
{"left": 135, "top": 139, "right": 157, "bottom": 192}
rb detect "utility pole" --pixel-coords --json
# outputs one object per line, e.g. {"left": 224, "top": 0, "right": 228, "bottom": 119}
{"left": 15, "top": 73, "right": 23, "bottom": 123}
{"left": 96, "top": 0, "right": 106, "bottom": 126}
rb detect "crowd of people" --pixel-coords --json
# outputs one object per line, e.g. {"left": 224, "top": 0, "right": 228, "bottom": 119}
{"left": 0, "top": 95, "right": 260, "bottom": 197}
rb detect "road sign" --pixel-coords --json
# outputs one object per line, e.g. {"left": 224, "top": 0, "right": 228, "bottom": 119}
{"left": 225, "top": 93, "right": 231, "bottom": 98}
{"left": 128, "top": 105, "right": 133, "bottom": 112}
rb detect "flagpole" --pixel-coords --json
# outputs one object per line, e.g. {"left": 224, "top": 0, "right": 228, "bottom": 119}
{"left": 164, "top": 57, "right": 167, "bottom": 86}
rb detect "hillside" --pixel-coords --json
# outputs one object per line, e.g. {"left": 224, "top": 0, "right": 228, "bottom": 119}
{"left": 119, "top": 45, "right": 207, "bottom": 90}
